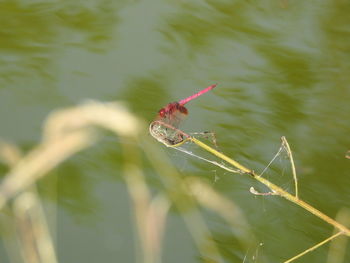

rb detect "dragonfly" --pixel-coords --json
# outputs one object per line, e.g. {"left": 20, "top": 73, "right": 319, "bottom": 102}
{"left": 149, "top": 84, "right": 217, "bottom": 146}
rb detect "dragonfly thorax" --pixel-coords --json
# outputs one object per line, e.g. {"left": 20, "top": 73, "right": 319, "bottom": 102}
{"left": 158, "top": 102, "right": 188, "bottom": 119}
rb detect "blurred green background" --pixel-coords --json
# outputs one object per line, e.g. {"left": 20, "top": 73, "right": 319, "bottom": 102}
{"left": 0, "top": 0, "right": 350, "bottom": 262}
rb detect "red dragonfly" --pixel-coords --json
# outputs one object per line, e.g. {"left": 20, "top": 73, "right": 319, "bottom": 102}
{"left": 149, "top": 84, "right": 217, "bottom": 146}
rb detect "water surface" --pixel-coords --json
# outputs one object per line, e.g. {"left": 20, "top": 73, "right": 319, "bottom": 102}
{"left": 1, "top": 0, "right": 350, "bottom": 262}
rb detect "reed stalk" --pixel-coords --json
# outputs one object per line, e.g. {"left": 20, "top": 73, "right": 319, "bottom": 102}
{"left": 187, "top": 136, "right": 350, "bottom": 237}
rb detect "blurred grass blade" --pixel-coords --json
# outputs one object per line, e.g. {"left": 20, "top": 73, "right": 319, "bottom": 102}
{"left": 13, "top": 190, "right": 57, "bottom": 263}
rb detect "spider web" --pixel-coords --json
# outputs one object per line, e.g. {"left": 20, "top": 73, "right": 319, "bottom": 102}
{"left": 170, "top": 134, "right": 242, "bottom": 174}
{"left": 169, "top": 135, "right": 298, "bottom": 197}
{"left": 251, "top": 137, "right": 298, "bottom": 196}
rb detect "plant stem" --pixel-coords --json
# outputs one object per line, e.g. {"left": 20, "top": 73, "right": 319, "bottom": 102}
{"left": 283, "top": 231, "right": 343, "bottom": 263}
{"left": 188, "top": 137, "right": 350, "bottom": 236}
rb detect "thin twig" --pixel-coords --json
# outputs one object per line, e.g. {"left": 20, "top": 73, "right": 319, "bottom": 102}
{"left": 281, "top": 136, "right": 298, "bottom": 199}
{"left": 283, "top": 232, "right": 343, "bottom": 263}
{"left": 171, "top": 136, "right": 350, "bottom": 237}
{"left": 327, "top": 208, "right": 350, "bottom": 263}
{"left": 249, "top": 187, "right": 277, "bottom": 196}
{"left": 345, "top": 150, "right": 350, "bottom": 159}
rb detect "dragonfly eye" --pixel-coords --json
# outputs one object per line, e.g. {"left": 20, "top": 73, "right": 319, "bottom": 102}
{"left": 158, "top": 108, "right": 166, "bottom": 117}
